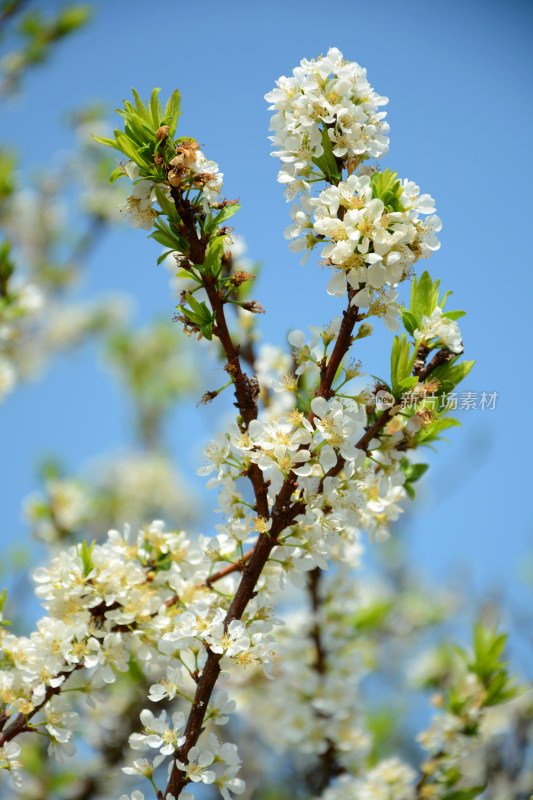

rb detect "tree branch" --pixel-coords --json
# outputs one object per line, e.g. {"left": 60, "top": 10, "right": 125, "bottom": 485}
{"left": 306, "top": 567, "right": 340, "bottom": 794}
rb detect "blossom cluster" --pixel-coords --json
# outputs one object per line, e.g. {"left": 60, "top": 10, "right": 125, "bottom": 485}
{"left": 24, "top": 452, "right": 197, "bottom": 545}
{"left": 249, "top": 570, "right": 370, "bottom": 765}
{"left": 265, "top": 47, "right": 389, "bottom": 199}
{"left": 0, "top": 112, "right": 131, "bottom": 403}
{"left": 284, "top": 173, "right": 442, "bottom": 330}
{"left": 318, "top": 757, "right": 417, "bottom": 800}
{"left": 200, "top": 392, "right": 408, "bottom": 561}
{"left": 0, "top": 522, "right": 259, "bottom": 793}
{"left": 0, "top": 278, "right": 43, "bottom": 400}
{"left": 239, "top": 565, "right": 456, "bottom": 777}
{"left": 265, "top": 49, "right": 444, "bottom": 333}
{"left": 0, "top": 281, "right": 125, "bottom": 402}
{"left": 118, "top": 144, "right": 224, "bottom": 231}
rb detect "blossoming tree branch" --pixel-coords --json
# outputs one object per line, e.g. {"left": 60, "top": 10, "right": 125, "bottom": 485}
{"left": 0, "top": 48, "right": 526, "bottom": 800}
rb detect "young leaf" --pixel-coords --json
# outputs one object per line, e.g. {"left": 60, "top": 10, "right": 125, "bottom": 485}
{"left": 200, "top": 322, "right": 214, "bottom": 341}
{"left": 440, "top": 786, "right": 486, "bottom": 800}
{"left": 439, "top": 289, "right": 453, "bottom": 309}
{"left": 114, "top": 129, "right": 145, "bottom": 165}
{"left": 131, "top": 88, "right": 151, "bottom": 122}
{"left": 150, "top": 88, "right": 163, "bottom": 128}
{"left": 395, "top": 375, "right": 418, "bottom": 394}
{"left": 210, "top": 203, "right": 241, "bottom": 231}
{"left": 443, "top": 310, "right": 466, "bottom": 321}
{"left": 411, "top": 271, "right": 434, "bottom": 322}
{"left": 371, "top": 168, "right": 403, "bottom": 211}
{"left": 150, "top": 219, "right": 189, "bottom": 253}
{"left": 156, "top": 250, "right": 174, "bottom": 266}
{"left": 91, "top": 134, "right": 122, "bottom": 152}
{"left": 203, "top": 235, "right": 226, "bottom": 277}
{"left": 312, "top": 127, "right": 341, "bottom": 182}
{"left": 78, "top": 540, "right": 95, "bottom": 577}
{"left": 430, "top": 360, "right": 475, "bottom": 393}
{"left": 404, "top": 483, "right": 416, "bottom": 500}
{"left": 163, "top": 89, "right": 181, "bottom": 136}
{"left": 400, "top": 458, "right": 429, "bottom": 483}
{"left": 109, "top": 167, "right": 125, "bottom": 185}
{"left": 402, "top": 311, "right": 418, "bottom": 336}
{"left": 416, "top": 415, "right": 461, "bottom": 446}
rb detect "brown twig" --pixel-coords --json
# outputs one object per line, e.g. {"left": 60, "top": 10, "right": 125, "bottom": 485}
{"left": 416, "top": 347, "right": 455, "bottom": 381}
{"left": 0, "top": 663, "right": 84, "bottom": 747}
{"left": 165, "top": 476, "right": 300, "bottom": 797}
{"left": 310, "top": 289, "right": 360, "bottom": 415}
{"left": 305, "top": 568, "right": 341, "bottom": 793}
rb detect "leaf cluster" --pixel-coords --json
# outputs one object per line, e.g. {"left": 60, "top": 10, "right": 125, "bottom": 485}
{"left": 93, "top": 88, "right": 181, "bottom": 185}
{"left": 371, "top": 168, "right": 404, "bottom": 212}
{"left": 402, "top": 270, "right": 466, "bottom": 341}
{"left": 453, "top": 623, "right": 523, "bottom": 709}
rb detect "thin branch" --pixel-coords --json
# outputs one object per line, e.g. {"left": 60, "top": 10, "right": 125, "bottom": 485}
{"left": 416, "top": 346, "right": 455, "bottom": 381}
{"left": 306, "top": 568, "right": 340, "bottom": 794}
{"left": 0, "top": 663, "right": 83, "bottom": 747}
{"left": 165, "top": 476, "right": 300, "bottom": 797}
{"left": 310, "top": 289, "right": 360, "bottom": 416}
{"left": 0, "top": 0, "right": 31, "bottom": 31}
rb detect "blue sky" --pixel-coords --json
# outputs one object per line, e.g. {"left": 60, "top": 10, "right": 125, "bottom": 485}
{"left": 1, "top": 0, "right": 533, "bottom": 655}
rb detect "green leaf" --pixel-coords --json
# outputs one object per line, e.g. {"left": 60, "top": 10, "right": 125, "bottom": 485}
{"left": 400, "top": 458, "right": 429, "bottom": 483}
{"left": 181, "top": 295, "right": 215, "bottom": 335}
{"left": 390, "top": 335, "right": 400, "bottom": 388}
{"left": 411, "top": 271, "right": 436, "bottom": 322}
{"left": 124, "top": 114, "right": 156, "bottom": 147}
{"left": 430, "top": 359, "right": 475, "bottom": 393}
{"left": 153, "top": 186, "right": 180, "bottom": 221}
{"left": 91, "top": 134, "right": 122, "bottom": 153}
{"left": 157, "top": 250, "right": 174, "bottom": 266}
{"left": 402, "top": 311, "right": 418, "bottom": 336}
{"left": 150, "top": 229, "right": 176, "bottom": 249}
{"left": 203, "top": 234, "right": 227, "bottom": 277}
{"left": 150, "top": 219, "right": 189, "bottom": 253}
{"left": 443, "top": 310, "right": 466, "bottom": 321}
{"left": 114, "top": 129, "right": 146, "bottom": 165}
{"left": 131, "top": 88, "right": 151, "bottom": 123}
{"left": 312, "top": 127, "right": 341, "bottom": 182}
{"left": 452, "top": 623, "right": 524, "bottom": 708}
{"left": 187, "top": 294, "right": 207, "bottom": 316}
{"left": 440, "top": 785, "right": 486, "bottom": 800}
{"left": 56, "top": 5, "right": 92, "bottom": 33}
{"left": 416, "top": 415, "right": 461, "bottom": 446}
{"left": 203, "top": 203, "right": 241, "bottom": 236}
{"left": 78, "top": 540, "right": 95, "bottom": 577}
{"left": 371, "top": 168, "right": 404, "bottom": 211}
{"left": 181, "top": 307, "right": 203, "bottom": 325}
{"left": 200, "top": 322, "right": 214, "bottom": 340}
{"left": 150, "top": 88, "right": 163, "bottom": 128}
{"left": 391, "top": 334, "right": 418, "bottom": 395}
{"left": 404, "top": 483, "right": 416, "bottom": 500}
{"left": 163, "top": 89, "right": 181, "bottom": 136}
{"left": 395, "top": 375, "right": 418, "bottom": 394}
{"left": 351, "top": 601, "right": 392, "bottom": 631}
{"left": 439, "top": 289, "right": 453, "bottom": 309}
{"left": 108, "top": 167, "right": 125, "bottom": 185}
{"left": 209, "top": 203, "right": 241, "bottom": 232}
{"left": 402, "top": 456, "right": 428, "bottom": 501}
